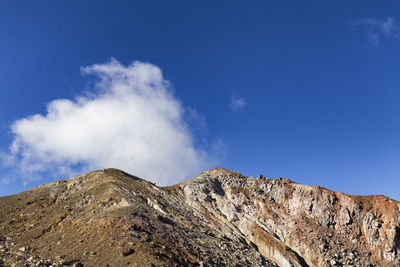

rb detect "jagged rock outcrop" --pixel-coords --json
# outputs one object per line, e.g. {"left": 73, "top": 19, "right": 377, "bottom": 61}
{"left": 1, "top": 167, "right": 399, "bottom": 266}
{"left": 166, "top": 168, "right": 400, "bottom": 266}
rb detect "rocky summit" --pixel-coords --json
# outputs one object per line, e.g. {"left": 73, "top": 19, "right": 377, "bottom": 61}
{"left": 0, "top": 168, "right": 399, "bottom": 267}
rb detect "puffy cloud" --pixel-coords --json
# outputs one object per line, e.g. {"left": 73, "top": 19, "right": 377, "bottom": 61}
{"left": 230, "top": 95, "right": 247, "bottom": 112}
{"left": 352, "top": 17, "right": 399, "bottom": 47}
{"left": 7, "top": 58, "right": 213, "bottom": 185}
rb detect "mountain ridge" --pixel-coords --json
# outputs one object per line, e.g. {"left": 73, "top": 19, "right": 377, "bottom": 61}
{"left": 1, "top": 168, "right": 399, "bottom": 266}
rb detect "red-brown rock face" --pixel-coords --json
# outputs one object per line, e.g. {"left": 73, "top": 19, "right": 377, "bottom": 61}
{"left": 170, "top": 168, "right": 400, "bottom": 266}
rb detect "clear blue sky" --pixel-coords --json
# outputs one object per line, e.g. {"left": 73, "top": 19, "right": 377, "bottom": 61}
{"left": 1, "top": 1, "right": 400, "bottom": 200}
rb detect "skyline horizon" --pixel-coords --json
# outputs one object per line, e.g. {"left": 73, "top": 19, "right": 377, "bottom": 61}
{"left": 1, "top": 1, "right": 400, "bottom": 201}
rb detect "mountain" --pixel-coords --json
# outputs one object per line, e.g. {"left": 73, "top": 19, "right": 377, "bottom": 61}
{"left": 0, "top": 168, "right": 399, "bottom": 267}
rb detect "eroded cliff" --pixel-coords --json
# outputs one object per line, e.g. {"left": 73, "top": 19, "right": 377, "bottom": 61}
{"left": 167, "top": 168, "right": 400, "bottom": 266}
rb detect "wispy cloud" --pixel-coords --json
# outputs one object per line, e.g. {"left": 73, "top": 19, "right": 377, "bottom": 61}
{"left": 230, "top": 95, "right": 247, "bottom": 112}
{"left": 186, "top": 107, "right": 208, "bottom": 134}
{"left": 4, "top": 58, "right": 216, "bottom": 186}
{"left": 352, "top": 17, "right": 399, "bottom": 47}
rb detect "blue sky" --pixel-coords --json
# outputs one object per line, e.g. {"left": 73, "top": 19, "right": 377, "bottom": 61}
{"left": 1, "top": 1, "right": 400, "bottom": 200}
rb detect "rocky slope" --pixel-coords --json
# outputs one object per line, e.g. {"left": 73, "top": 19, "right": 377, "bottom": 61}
{"left": 0, "top": 168, "right": 399, "bottom": 266}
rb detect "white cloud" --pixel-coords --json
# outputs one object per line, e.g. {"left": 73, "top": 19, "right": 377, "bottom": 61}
{"left": 352, "top": 17, "right": 399, "bottom": 47}
{"left": 7, "top": 58, "right": 214, "bottom": 185}
{"left": 230, "top": 95, "right": 247, "bottom": 111}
